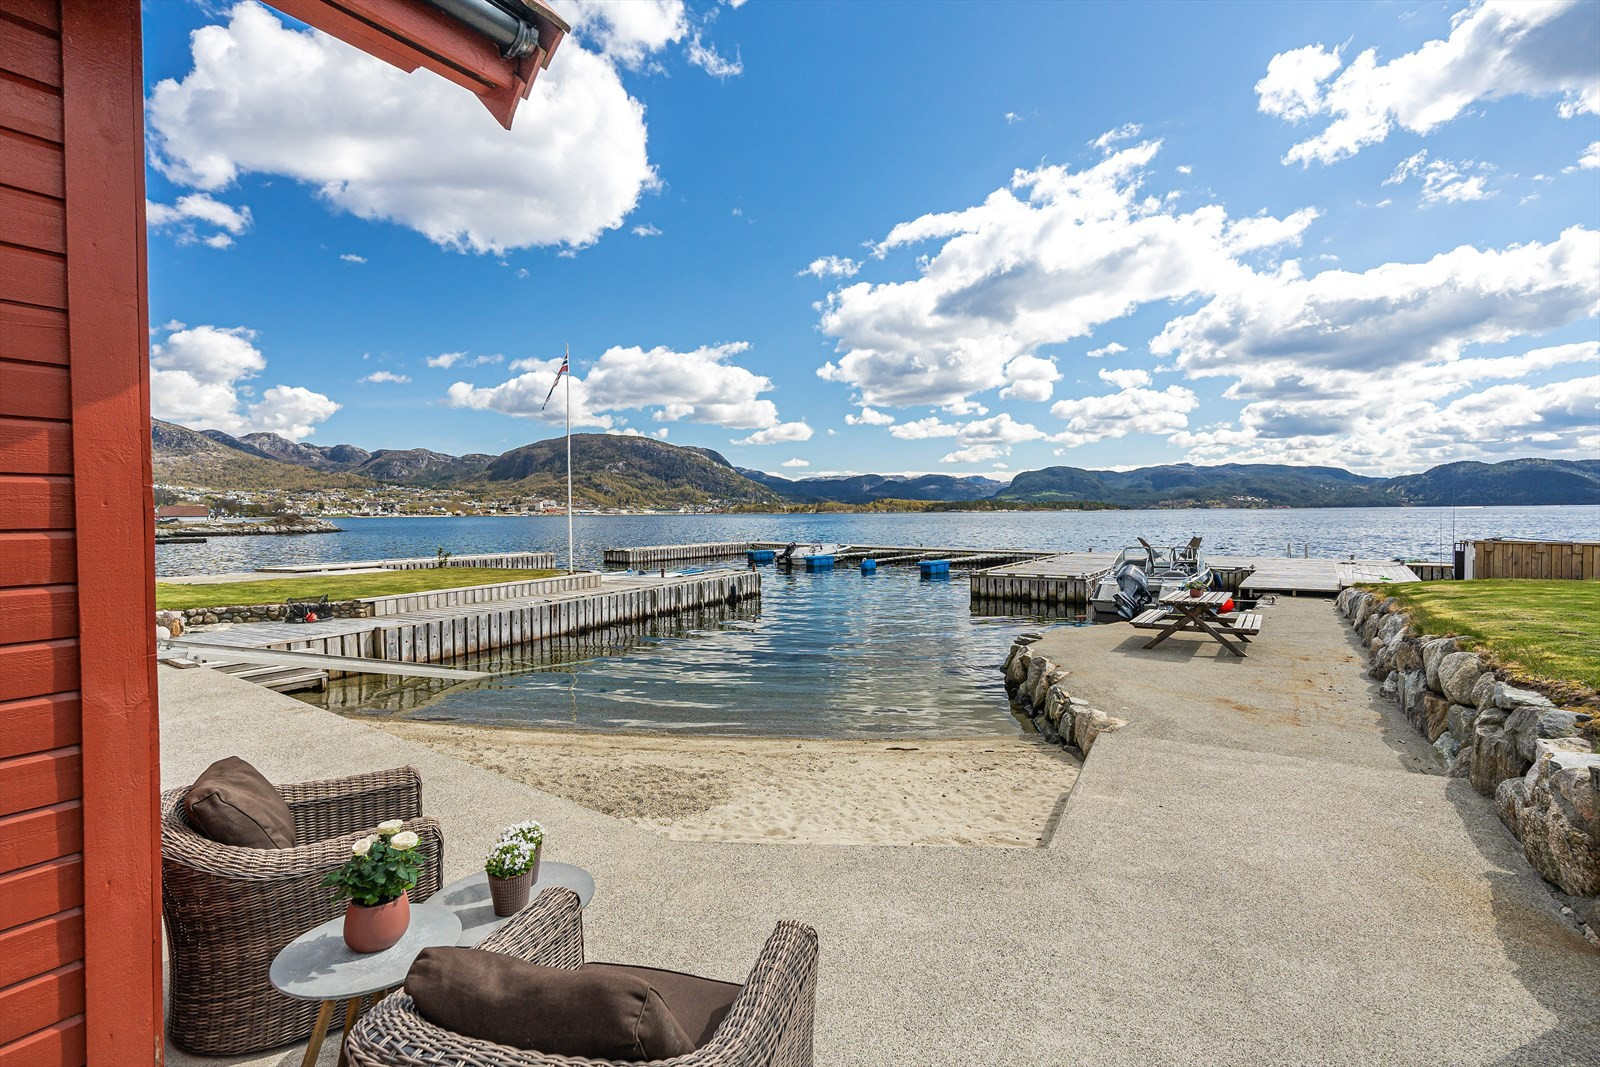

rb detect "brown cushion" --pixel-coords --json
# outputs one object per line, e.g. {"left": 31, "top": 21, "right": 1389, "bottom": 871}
{"left": 408, "top": 948, "right": 697, "bottom": 1061}
{"left": 592, "top": 964, "right": 741, "bottom": 1047}
{"left": 184, "top": 757, "right": 296, "bottom": 849}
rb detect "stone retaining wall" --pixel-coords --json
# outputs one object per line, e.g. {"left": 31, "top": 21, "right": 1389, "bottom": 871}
{"left": 1337, "top": 587, "right": 1598, "bottom": 940}
{"left": 1001, "top": 636, "right": 1126, "bottom": 754}
{"left": 162, "top": 601, "right": 373, "bottom": 627}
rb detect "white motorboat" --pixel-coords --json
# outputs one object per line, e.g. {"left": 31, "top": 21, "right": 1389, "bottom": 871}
{"left": 1090, "top": 537, "right": 1212, "bottom": 619}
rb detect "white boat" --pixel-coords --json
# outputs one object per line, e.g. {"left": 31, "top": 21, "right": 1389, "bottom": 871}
{"left": 1090, "top": 537, "right": 1212, "bottom": 619}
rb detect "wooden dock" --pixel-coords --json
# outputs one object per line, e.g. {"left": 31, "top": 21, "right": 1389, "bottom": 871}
{"left": 970, "top": 552, "right": 1423, "bottom": 608}
{"left": 749, "top": 542, "right": 1054, "bottom": 569}
{"left": 603, "top": 542, "right": 751, "bottom": 567}
{"left": 169, "top": 570, "right": 759, "bottom": 674}
{"left": 257, "top": 550, "right": 556, "bottom": 574}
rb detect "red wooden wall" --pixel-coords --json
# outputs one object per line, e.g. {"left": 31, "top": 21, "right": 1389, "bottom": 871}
{"left": 0, "top": 1, "right": 161, "bottom": 1064}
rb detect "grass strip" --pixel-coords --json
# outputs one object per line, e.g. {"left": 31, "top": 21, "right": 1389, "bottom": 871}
{"left": 156, "top": 567, "right": 561, "bottom": 610}
{"left": 1370, "top": 579, "right": 1600, "bottom": 695}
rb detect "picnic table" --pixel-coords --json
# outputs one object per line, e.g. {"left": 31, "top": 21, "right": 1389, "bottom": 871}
{"left": 1128, "top": 589, "right": 1262, "bottom": 657}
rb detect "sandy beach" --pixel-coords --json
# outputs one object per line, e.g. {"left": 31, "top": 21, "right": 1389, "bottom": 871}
{"left": 375, "top": 721, "right": 1081, "bottom": 847}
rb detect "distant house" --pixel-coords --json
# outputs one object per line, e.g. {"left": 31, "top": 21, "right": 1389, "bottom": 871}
{"left": 155, "top": 504, "right": 210, "bottom": 521}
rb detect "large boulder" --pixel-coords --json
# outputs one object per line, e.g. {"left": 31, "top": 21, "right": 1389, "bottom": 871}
{"left": 1494, "top": 682, "right": 1554, "bottom": 711}
{"left": 1419, "top": 692, "right": 1451, "bottom": 742}
{"left": 1470, "top": 708, "right": 1528, "bottom": 797}
{"left": 1447, "top": 703, "right": 1481, "bottom": 743}
{"left": 1422, "top": 637, "right": 1459, "bottom": 691}
{"left": 1470, "top": 672, "right": 1498, "bottom": 710}
{"left": 1022, "top": 657, "right": 1050, "bottom": 710}
{"left": 1506, "top": 705, "right": 1586, "bottom": 764}
{"left": 1507, "top": 741, "right": 1600, "bottom": 898}
{"left": 1437, "top": 652, "right": 1484, "bottom": 707}
{"left": 1394, "top": 635, "right": 1424, "bottom": 674}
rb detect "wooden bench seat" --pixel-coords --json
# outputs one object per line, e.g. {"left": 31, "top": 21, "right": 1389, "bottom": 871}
{"left": 1225, "top": 612, "right": 1262, "bottom": 635}
{"left": 1129, "top": 608, "right": 1172, "bottom": 629}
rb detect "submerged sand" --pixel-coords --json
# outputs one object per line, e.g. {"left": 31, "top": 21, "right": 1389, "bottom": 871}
{"left": 375, "top": 721, "right": 1080, "bottom": 847}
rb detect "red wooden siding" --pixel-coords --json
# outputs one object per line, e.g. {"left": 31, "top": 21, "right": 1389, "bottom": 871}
{"left": 0, "top": 1, "right": 159, "bottom": 1063}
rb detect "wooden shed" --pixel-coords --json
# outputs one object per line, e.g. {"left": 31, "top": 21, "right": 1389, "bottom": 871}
{"left": 0, "top": 2, "right": 567, "bottom": 1064}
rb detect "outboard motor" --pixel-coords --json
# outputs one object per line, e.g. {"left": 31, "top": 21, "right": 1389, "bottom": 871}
{"left": 776, "top": 541, "right": 798, "bottom": 566}
{"left": 1112, "top": 562, "right": 1151, "bottom": 621}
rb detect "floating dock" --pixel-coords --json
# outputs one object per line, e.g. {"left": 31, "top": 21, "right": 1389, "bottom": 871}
{"left": 257, "top": 551, "right": 556, "bottom": 574}
{"left": 970, "top": 552, "right": 1421, "bottom": 610}
{"left": 603, "top": 541, "right": 751, "bottom": 567}
{"left": 165, "top": 570, "right": 758, "bottom": 675}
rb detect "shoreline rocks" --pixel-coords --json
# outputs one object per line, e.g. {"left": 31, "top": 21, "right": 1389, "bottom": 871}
{"left": 158, "top": 600, "right": 374, "bottom": 628}
{"left": 1337, "top": 587, "right": 1599, "bottom": 942}
{"left": 1001, "top": 636, "right": 1126, "bottom": 755}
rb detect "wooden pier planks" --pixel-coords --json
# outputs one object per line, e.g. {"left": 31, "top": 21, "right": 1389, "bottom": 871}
{"left": 601, "top": 542, "right": 751, "bottom": 567}
{"left": 257, "top": 551, "right": 557, "bottom": 575}
{"left": 178, "top": 571, "right": 759, "bottom": 673}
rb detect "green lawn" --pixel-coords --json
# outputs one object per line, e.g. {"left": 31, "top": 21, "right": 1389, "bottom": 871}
{"left": 1372, "top": 580, "right": 1600, "bottom": 697}
{"left": 156, "top": 567, "right": 561, "bottom": 610}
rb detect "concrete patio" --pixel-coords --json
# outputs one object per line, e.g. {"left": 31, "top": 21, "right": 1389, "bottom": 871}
{"left": 160, "top": 597, "right": 1598, "bottom": 1066}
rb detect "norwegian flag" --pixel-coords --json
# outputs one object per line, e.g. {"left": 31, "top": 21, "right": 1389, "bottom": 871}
{"left": 541, "top": 352, "right": 569, "bottom": 410}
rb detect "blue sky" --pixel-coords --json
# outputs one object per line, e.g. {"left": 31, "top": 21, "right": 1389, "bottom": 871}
{"left": 141, "top": 0, "right": 1599, "bottom": 478}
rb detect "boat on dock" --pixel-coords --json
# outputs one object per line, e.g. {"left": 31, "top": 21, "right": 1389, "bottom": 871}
{"left": 1090, "top": 537, "right": 1212, "bottom": 619}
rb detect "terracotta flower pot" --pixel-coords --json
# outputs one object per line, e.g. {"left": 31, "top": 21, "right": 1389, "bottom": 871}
{"left": 343, "top": 892, "right": 410, "bottom": 954}
{"left": 1188, "top": 587, "right": 1203, "bottom": 598}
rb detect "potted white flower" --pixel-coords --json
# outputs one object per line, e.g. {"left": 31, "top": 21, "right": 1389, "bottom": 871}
{"left": 322, "top": 818, "right": 422, "bottom": 953}
{"left": 484, "top": 820, "right": 545, "bottom": 916}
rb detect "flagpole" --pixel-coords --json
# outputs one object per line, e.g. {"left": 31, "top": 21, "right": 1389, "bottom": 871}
{"left": 565, "top": 343, "right": 574, "bottom": 574}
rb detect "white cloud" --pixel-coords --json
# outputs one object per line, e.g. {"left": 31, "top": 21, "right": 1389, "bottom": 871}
{"left": 1175, "top": 164, "right": 1193, "bottom": 175}
{"left": 844, "top": 407, "right": 895, "bottom": 426}
{"left": 1579, "top": 141, "right": 1600, "bottom": 169}
{"left": 816, "top": 141, "right": 1317, "bottom": 409}
{"left": 632, "top": 223, "right": 663, "bottom": 236}
{"left": 733, "top": 421, "right": 813, "bottom": 446}
{"left": 607, "top": 426, "right": 670, "bottom": 439}
{"left": 799, "top": 255, "right": 861, "bottom": 278}
{"left": 889, "top": 417, "right": 959, "bottom": 440}
{"left": 1152, "top": 228, "right": 1600, "bottom": 470}
{"left": 781, "top": 457, "right": 811, "bottom": 468}
{"left": 1050, "top": 381, "right": 1198, "bottom": 448}
{"left": 340, "top": 253, "right": 366, "bottom": 263}
{"left": 686, "top": 31, "right": 743, "bottom": 77}
{"left": 1258, "top": 1, "right": 1600, "bottom": 165}
{"left": 939, "top": 413, "right": 1045, "bottom": 463}
{"left": 1152, "top": 226, "right": 1600, "bottom": 389}
{"left": 449, "top": 341, "right": 802, "bottom": 435}
{"left": 1092, "top": 122, "right": 1143, "bottom": 150}
{"left": 561, "top": 0, "right": 687, "bottom": 67}
{"left": 363, "top": 371, "right": 410, "bottom": 384}
{"left": 1004, "top": 111, "right": 1022, "bottom": 124}
{"left": 1097, "top": 367, "right": 1152, "bottom": 390}
{"left": 146, "top": 192, "right": 253, "bottom": 247}
{"left": 428, "top": 352, "right": 503, "bottom": 369}
{"left": 998, "top": 354, "right": 1061, "bottom": 402}
{"left": 941, "top": 400, "right": 989, "bottom": 417}
{"left": 1086, "top": 342, "right": 1128, "bottom": 359}
{"left": 149, "top": 324, "right": 339, "bottom": 440}
{"left": 148, "top": 2, "right": 657, "bottom": 254}
{"left": 1383, "top": 150, "right": 1494, "bottom": 204}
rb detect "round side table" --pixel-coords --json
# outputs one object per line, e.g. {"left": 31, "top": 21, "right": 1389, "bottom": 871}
{"left": 437, "top": 861, "right": 596, "bottom": 946}
{"left": 270, "top": 903, "right": 461, "bottom": 1067}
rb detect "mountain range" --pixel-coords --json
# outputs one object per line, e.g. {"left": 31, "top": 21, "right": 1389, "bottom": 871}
{"left": 151, "top": 419, "right": 1600, "bottom": 508}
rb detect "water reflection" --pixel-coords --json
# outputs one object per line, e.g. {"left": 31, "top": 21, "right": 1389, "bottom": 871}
{"left": 302, "top": 566, "right": 1049, "bottom": 738}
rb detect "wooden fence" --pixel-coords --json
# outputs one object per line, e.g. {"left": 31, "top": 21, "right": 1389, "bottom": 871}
{"left": 1469, "top": 539, "right": 1599, "bottom": 580}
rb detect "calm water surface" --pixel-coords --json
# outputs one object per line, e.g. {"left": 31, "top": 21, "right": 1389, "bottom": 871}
{"left": 159, "top": 508, "right": 1596, "bottom": 738}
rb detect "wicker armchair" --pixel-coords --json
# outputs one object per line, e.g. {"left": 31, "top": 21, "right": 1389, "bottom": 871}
{"left": 346, "top": 888, "right": 819, "bottom": 1067}
{"left": 161, "top": 765, "right": 444, "bottom": 1056}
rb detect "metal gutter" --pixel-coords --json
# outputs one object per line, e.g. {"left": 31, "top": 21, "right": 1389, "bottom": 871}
{"left": 420, "top": 0, "right": 561, "bottom": 58}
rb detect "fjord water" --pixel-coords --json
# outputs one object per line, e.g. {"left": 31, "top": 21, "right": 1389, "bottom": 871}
{"left": 158, "top": 507, "right": 1595, "bottom": 737}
